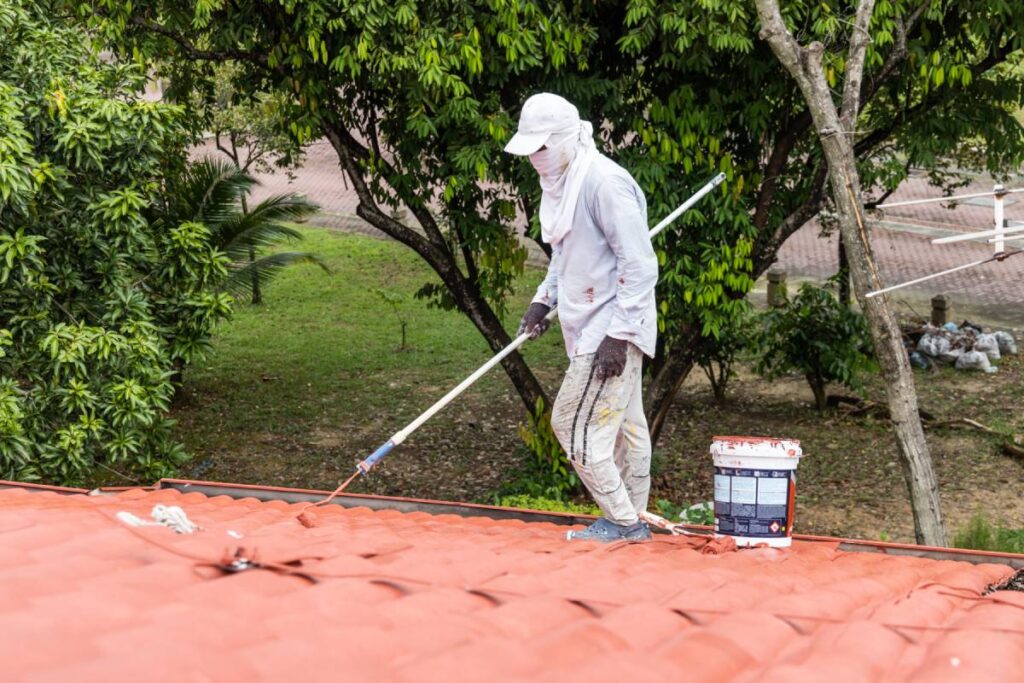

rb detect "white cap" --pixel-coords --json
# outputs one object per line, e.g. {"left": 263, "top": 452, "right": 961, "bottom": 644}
{"left": 503, "top": 93, "right": 581, "bottom": 156}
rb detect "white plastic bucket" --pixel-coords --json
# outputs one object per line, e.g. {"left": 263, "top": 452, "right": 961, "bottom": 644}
{"left": 710, "top": 436, "right": 803, "bottom": 548}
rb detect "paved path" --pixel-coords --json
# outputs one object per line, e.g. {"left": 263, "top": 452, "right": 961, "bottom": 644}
{"left": 201, "top": 139, "right": 1024, "bottom": 328}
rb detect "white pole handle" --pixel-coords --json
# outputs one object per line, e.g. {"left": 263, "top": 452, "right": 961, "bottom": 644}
{"left": 357, "top": 173, "right": 727, "bottom": 473}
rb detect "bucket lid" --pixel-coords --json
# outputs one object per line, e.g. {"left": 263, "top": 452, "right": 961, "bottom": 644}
{"left": 710, "top": 436, "right": 802, "bottom": 459}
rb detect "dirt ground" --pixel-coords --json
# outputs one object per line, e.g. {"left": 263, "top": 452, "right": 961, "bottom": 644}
{"left": 177, "top": 347, "right": 1024, "bottom": 545}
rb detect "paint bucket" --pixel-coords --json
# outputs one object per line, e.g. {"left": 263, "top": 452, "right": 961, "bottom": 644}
{"left": 710, "top": 436, "right": 803, "bottom": 548}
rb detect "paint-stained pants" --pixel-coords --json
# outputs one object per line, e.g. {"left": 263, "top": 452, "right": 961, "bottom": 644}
{"left": 551, "top": 344, "right": 651, "bottom": 526}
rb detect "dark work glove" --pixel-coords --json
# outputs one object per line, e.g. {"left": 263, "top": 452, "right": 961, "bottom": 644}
{"left": 594, "top": 336, "right": 628, "bottom": 380}
{"left": 517, "top": 302, "right": 551, "bottom": 339}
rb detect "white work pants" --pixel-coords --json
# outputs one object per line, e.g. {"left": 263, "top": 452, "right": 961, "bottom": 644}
{"left": 551, "top": 344, "right": 651, "bottom": 525}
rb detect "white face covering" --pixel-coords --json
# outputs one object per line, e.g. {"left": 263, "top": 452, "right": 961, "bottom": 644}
{"left": 529, "top": 121, "right": 598, "bottom": 245}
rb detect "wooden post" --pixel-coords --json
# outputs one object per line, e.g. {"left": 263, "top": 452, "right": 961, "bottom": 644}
{"left": 931, "top": 294, "right": 951, "bottom": 327}
{"left": 767, "top": 267, "right": 788, "bottom": 308}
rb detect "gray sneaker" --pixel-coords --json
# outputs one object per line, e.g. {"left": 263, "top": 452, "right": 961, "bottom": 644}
{"left": 566, "top": 518, "right": 651, "bottom": 543}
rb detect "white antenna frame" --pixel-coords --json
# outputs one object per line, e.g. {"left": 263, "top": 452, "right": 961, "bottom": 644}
{"left": 865, "top": 185, "right": 1022, "bottom": 298}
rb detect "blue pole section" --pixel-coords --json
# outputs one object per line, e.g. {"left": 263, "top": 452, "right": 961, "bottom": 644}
{"left": 357, "top": 440, "right": 395, "bottom": 475}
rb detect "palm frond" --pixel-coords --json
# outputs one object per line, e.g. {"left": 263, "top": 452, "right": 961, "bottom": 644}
{"left": 221, "top": 252, "right": 330, "bottom": 299}
{"left": 218, "top": 193, "right": 320, "bottom": 261}
{"left": 177, "top": 157, "right": 257, "bottom": 226}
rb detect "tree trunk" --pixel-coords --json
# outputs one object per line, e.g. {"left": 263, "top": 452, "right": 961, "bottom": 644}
{"left": 806, "top": 373, "right": 827, "bottom": 413}
{"left": 837, "top": 239, "right": 850, "bottom": 307}
{"left": 238, "top": 194, "right": 262, "bottom": 305}
{"left": 644, "top": 334, "right": 700, "bottom": 444}
{"left": 249, "top": 246, "right": 261, "bottom": 304}
{"left": 755, "top": 0, "right": 947, "bottom": 546}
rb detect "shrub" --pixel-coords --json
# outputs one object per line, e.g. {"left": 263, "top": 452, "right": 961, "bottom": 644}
{"left": 656, "top": 499, "right": 714, "bottom": 526}
{"left": 507, "top": 398, "right": 580, "bottom": 501}
{"left": 694, "top": 304, "right": 755, "bottom": 404}
{"left": 755, "top": 282, "right": 876, "bottom": 411}
{"left": 0, "top": 3, "right": 230, "bottom": 484}
{"left": 954, "top": 513, "right": 1024, "bottom": 554}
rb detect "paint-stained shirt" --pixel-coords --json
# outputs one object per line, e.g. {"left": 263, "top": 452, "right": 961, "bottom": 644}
{"left": 532, "top": 155, "right": 658, "bottom": 358}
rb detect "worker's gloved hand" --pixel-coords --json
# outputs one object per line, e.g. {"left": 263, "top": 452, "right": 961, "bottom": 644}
{"left": 518, "top": 302, "right": 551, "bottom": 339}
{"left": 594, "top": 336, "right": 628, "bottom": 380}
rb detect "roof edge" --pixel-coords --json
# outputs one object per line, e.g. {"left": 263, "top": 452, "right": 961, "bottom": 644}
{"left": 4, "top": 477, "right": 1022, "bottom": 569}
{"left": 155, "top": 479, "right": 1024, "bottom": 568}
{"left": 156, "top": 478, "right": 600, "bottom": 527}
{"left": 0, "top": 480, "right": 89, "bottom": 495}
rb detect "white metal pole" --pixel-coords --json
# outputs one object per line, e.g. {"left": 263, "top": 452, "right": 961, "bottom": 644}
{"left": 357, "top": 173, "right": 727, "bottom": 473}
{"left": 932, "top": 224, "right": 1024, "bottom": 245}
{"left": 874, "top": 187, "right": 1024, "bottom": 209}
{"left": 994, "top": 184, "right": 1006, "bottom": 254}
{"left": 865, "top": 257, "right": 994, "bottom": 298}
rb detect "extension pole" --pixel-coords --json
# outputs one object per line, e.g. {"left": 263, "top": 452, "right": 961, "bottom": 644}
{"left": 354, "top": 172, "right": 727, "bottom": 476}
{"left": 864, "top": 256, "right": 998, "bottom": 298}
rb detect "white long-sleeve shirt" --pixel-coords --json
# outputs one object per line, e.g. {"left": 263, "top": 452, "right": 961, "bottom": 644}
{"left": 532, "top": 155, "right": 658, "bottom": 358}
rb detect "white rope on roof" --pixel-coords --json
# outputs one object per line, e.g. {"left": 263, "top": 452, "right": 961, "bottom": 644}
{"left": 116, "top": 505, "right": 200, "bottom": 534}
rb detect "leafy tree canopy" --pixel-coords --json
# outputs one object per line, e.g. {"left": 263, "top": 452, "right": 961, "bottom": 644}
{"left": 72, "top": 0, "right": 1024, "bottom": 440}
{"left": 0, "top": 0, "right": 231, "bottom": 484}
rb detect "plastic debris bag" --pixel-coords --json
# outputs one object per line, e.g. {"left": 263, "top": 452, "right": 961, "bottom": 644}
{"left": 943, "top": 322, "right": 959, "bottom": 332}
{"left": 917, "top": 334, "right": 951, "bottom": 358}
{"left": 973, "top": 333, "right": 1001, "bottom": 362}
{"left": 960, "top": 320, "right": 984, "bottom": 335}
{"left": 939, "top": 347, "right": 964, "bottom": 364}
{"left": 994, "top": 331, "right": 1018, "bottom": 356}
{"left": 908, "top": 351, "right": 932, "bottom": 370}
{"left": 955, "top": 350, "right": 996, "bottom": 373}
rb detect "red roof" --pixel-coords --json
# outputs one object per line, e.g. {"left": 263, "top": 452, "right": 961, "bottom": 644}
{"left": 2, "top": 482, "right": 1023, "bottom": 682}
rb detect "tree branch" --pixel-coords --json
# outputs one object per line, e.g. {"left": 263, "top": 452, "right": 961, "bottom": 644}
{"left": 752, "top": 162, "right": 828, "bottom": 273}
{"left": 126, "top": 16, "right": 266, "bottom": 63}
{"left": 753, "top": 111, "right": 812, "bottom": 229}
{"left": 321, "top": 122, "right": 440, "bottom": 260}
{"left": 839, "top": 0, "right": 878, "bottom": 131}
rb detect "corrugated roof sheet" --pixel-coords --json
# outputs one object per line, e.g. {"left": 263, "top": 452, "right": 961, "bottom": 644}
{"left": 2, "top": 484, "right": 1023, "bottom": 682}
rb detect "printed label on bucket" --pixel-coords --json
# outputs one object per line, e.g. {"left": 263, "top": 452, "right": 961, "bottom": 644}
{"left": 713, "top": 467, "right": 795, "bottom": 538}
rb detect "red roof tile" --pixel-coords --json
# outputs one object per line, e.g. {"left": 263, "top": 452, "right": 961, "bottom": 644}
{"left": 1, "top": 484, "right": 1023, "bottom": 682}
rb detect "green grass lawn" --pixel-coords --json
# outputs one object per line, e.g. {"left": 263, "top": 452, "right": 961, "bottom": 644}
{"left": 172, "top": 226, "right": 568, "bottom": 495}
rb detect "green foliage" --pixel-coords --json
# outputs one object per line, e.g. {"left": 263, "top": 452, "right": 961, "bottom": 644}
{"left": 756, "top": 282, "right": 876, "bottom": 412}
{"left": 166, "top": 157, "right": 325, "bottom": 303}
{"left": 495, "top": 494, "right": 599, "bottom": 516}
{"left": 694, "top": 303, "right": 755, "bottom": 403}
{"left": 371, "top": 287, "right": 411, "bottom": 350}
{"left": 953, "top": 513, "right": 1024, "bottom": 554}
{"left": 511, "top": 397, "right": 579, "bottom": 501}
{"left": 0, "top": 1, "right": 230, "bottom": 484}
{"left": 75, "top": 0, "right": 1024, "bottom": 435}
{"left": 200, "top": 62, "right": 306, "bottom": 176}
{"left": 656, "top": 498, "right": 714, "bottom": 526}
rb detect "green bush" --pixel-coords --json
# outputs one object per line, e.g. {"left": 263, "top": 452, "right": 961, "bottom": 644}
{"left": 694, "top": 304, "right": 755, "bottom": 404}
{"left": 755, "top": 282, "right": 876, "bottom": 412}
{"left": 508, "top": 397, "right": 580, "bottom": 501}
{"left": 953, "top": 513, "right": 1024, "bottom": 554}
{"left": 0, "top": 3, "right": 230, "bottom": 484}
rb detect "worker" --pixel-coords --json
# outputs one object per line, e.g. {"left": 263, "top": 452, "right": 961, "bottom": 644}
{"left": 505, "top": 93, "right": 658, "bottom": 542}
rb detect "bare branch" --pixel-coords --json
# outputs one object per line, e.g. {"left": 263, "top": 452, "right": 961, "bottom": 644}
{"left": 321, "top": 122, "right": 439, "bottom": 260}
{"left": 839, "top": 0, "right": 878, "bottom": 131}
{"left": 753, "top": 111, "right": 812, "bottom": 229}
